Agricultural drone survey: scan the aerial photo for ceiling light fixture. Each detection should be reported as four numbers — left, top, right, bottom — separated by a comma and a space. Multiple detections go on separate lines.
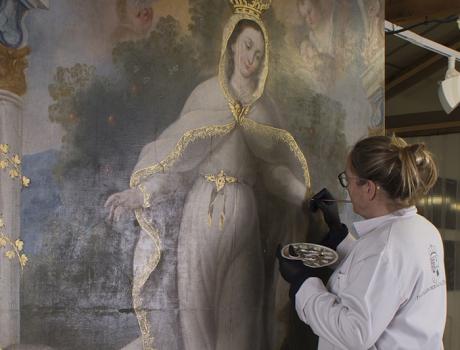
385, 21, 460, 114
438, 56, 460, 114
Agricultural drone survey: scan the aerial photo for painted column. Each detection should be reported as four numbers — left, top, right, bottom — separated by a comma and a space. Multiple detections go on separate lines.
0, 1, 48, 346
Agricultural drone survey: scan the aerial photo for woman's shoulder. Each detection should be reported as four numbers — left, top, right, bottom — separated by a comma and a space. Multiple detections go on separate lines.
389, 214, 440, 242
188, 76, 221, 98
385, 214, 443, 265
181, 76, 227, 114
249, 94, 286, 128
352, 214, 437, 261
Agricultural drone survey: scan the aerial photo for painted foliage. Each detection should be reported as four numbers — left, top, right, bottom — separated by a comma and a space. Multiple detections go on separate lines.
18, 0, 384, 349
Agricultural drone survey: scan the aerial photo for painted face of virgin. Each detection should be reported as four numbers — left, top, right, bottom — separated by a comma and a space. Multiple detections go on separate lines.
231, 26, 265, 79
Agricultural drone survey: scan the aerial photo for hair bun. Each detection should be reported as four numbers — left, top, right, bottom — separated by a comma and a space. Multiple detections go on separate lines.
351, 135, 438, 205
390, 135, 407, 148
400, 143, 427, 165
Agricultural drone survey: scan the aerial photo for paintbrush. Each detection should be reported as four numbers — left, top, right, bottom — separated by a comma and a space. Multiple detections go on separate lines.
310, 199, 352, 203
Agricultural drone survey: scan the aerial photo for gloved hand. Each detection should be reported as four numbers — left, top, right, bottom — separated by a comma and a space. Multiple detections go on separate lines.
310, 188, 341, 231
310, 188, 349, 250
276, 244, 323, 300
320, 224, 348, 251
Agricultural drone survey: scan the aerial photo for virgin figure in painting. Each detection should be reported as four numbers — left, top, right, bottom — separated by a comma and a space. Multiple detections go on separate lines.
106, 1, 311, 349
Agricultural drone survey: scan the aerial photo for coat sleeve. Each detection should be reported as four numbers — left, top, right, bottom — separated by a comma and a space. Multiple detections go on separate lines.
295, 252, 404, 350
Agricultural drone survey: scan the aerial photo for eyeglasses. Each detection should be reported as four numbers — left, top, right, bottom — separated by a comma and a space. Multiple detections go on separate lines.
338, 171, 364, 188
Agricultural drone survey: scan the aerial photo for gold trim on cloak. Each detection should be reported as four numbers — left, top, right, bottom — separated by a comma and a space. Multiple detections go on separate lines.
218, 13, 270, 109
129, 119, 311, 349
241, 117, 311, 190
130, 122, 235, 350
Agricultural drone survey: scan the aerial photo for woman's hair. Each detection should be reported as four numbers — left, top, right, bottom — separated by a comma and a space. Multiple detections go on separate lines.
350, 135, 438, 205
225, 19, 265, 79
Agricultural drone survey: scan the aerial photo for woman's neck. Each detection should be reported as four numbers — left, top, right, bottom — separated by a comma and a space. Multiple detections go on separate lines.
363, 196, 409, 219
230, 71, 257, 104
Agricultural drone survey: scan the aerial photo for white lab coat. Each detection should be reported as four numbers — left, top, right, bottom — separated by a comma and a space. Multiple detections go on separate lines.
295, 207, 446, 350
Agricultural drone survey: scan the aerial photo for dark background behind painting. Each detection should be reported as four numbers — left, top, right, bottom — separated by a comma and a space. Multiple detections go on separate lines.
20, 1, 382, 348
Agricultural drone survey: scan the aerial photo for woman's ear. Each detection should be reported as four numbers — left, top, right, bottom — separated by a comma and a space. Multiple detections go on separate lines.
367, 180, 378, 201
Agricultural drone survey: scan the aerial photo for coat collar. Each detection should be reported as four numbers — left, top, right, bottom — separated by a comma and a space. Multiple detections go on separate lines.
353, 206, 418, 238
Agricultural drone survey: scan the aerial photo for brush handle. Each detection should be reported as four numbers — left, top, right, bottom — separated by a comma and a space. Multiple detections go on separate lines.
313, 199, 352, 203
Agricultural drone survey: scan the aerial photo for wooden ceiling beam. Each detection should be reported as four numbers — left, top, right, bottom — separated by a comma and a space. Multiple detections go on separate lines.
386, 39, 460, 97
386, 52, 443, 92
386, 110, 460, 136
386, 0, 460, 25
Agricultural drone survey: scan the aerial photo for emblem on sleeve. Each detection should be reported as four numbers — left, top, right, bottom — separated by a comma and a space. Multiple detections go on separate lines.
429, 244, 440, 282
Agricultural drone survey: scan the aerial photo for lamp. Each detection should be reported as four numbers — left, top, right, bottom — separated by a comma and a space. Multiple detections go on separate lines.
438, 56, 460, 114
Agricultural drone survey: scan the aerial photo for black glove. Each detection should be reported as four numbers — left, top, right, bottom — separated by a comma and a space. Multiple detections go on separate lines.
310, 188, 342, 231
310, 188, 349, 250
321, 223, 348, 250
276, 244, 323, 300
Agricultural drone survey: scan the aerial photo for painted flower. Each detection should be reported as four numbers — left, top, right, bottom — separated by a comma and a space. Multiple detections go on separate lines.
0, 160, 7, 169
0, 236, 7, 248
22, 176, 30, 187
19, 254, 28, 267
5, 250, 15, 260
9, 169, 19, 178
15, 239, 24, 251
0, 143, 9, 154
11, 154, 21, 165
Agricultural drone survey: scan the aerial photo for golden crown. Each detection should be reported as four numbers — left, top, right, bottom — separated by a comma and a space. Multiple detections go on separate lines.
230, 0, 271, 19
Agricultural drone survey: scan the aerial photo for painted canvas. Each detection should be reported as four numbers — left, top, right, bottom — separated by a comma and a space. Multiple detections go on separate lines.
0, 0, 384, 349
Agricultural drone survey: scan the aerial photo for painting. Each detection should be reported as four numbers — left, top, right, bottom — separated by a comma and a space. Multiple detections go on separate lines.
0, 0, 384, 349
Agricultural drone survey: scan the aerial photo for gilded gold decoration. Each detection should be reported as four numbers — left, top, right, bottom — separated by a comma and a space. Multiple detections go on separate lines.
204, 170, 238, 192
130, 123, 236, 187
230, 0, 271, 20
129, 117, 311, 296
218, 13, 269, 109
0, 216, 28, 270
0, 44, 30, 96
204, 170, 239, 230
137, 308, 156, 350
0, 143, 31, 188
0, 143, 9, 153
130, 122, 235, 348
0, 144, 30, 269
130, 117, 310, 347
229, 101, 251, 124
138, 183, 152, 208
132, 219, 162, 350
128, 0, 312, 346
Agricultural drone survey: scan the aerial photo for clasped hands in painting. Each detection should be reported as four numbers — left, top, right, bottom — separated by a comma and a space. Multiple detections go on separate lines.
277, 188, 348, 300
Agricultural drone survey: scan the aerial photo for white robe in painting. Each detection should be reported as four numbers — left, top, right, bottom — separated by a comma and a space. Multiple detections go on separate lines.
128, 75, 310, 350
118, 10, 312, 350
